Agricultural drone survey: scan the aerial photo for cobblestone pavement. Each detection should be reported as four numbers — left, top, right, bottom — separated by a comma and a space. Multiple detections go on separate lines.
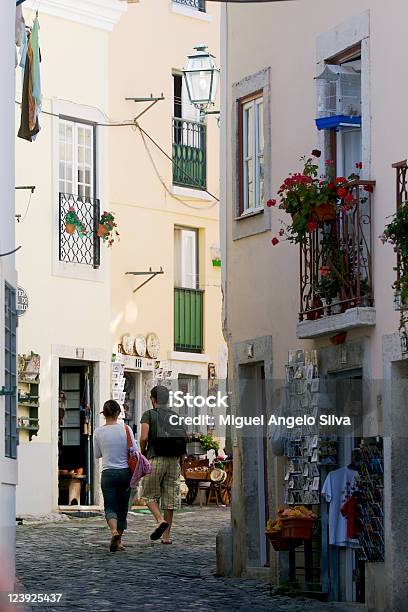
16, 507, 360, 612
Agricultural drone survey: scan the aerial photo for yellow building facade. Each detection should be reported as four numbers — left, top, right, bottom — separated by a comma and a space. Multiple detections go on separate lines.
15, 0, 223, 516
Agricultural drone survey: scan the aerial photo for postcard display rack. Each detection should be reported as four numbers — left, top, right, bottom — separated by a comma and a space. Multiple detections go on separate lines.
353, 438, 384, 562
111, 360, 126, 417
283, 350, 338, 506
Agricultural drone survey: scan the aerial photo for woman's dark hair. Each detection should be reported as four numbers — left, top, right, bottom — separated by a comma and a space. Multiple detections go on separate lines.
103, 399, 121, 418
150, 385, 169, 405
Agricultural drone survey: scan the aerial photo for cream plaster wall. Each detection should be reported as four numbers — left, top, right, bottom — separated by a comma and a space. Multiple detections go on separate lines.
15, 10, 113, 513
223, 0, 404, 382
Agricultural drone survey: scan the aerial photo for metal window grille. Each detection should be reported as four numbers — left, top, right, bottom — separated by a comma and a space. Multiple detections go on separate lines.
174, 287, 204, 352
173, 0, 205, 12
59, 193, 101, 268
4, 284, 17, 459
172, 118, 207, 190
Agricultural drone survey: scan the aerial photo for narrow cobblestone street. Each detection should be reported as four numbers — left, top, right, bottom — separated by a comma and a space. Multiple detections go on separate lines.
16, 507, 360, 612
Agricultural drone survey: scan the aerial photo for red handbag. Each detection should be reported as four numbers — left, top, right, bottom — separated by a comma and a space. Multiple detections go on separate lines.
125, 425, 138, 474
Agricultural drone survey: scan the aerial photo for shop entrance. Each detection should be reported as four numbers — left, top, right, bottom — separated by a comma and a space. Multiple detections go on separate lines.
323, 369, 365, 603
240, 362, 269, 568
58, 361, 94, 506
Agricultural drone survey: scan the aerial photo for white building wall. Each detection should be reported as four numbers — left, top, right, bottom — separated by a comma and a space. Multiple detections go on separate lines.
0, 2, 18, 591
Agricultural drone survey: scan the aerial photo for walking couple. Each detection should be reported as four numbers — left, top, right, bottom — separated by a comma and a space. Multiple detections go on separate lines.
93, 385, 185, 551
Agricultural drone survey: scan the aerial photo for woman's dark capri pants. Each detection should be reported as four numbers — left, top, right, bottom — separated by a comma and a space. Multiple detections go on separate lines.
100, 467, 132, 531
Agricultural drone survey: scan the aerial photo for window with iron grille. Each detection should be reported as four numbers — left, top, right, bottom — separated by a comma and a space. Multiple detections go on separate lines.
172, 73, 207, 190
58, 118, 100, 267
4, 284, 17, 459
173, 0, 206, 12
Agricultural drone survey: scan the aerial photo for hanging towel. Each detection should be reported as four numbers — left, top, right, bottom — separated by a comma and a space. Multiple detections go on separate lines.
18, 42, 40, 142
15, 6, 25, 67
18, 16, 42, 142
30, 16, 42, 113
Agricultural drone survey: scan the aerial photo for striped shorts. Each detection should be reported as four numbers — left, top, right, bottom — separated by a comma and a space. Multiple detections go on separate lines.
141, 456, 181, 510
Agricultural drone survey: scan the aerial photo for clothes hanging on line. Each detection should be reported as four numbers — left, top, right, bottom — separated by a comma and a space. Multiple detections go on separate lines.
321, 466, 359, 547
18, 15, 42, 142
15, 5, 25, 67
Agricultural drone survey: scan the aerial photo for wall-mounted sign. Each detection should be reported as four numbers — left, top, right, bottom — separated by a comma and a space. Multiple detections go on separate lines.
17, 286, 28, 316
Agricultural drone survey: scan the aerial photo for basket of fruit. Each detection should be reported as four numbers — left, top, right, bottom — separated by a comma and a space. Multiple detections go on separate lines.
279, 506, 316, 540
266, 506, 317, 549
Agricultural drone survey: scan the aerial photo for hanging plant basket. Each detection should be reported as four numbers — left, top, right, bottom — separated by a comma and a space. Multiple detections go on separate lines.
97, 211, 119, 247
310, 202, 336, 222
64, 207, 88, 238
97, 224, 110, 238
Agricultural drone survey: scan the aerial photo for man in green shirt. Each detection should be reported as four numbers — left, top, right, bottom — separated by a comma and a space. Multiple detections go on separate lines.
140, 385, 183, 544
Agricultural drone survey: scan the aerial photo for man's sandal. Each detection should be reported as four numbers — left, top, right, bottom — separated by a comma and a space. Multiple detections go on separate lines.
150, 521, 169, 541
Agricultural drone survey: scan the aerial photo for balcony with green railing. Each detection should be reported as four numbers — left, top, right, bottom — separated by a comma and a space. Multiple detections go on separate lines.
172, 117, 206, 190
174, 287, 204, 353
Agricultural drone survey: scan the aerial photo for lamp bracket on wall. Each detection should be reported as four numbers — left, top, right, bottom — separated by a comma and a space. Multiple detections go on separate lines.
125, 267, 164, 293
125, 95, 165, 122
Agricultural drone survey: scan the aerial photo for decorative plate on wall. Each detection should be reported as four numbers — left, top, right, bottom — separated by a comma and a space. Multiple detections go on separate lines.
146, 332, 160, 359
122, 334, 134, 355
134, 334, 147, 357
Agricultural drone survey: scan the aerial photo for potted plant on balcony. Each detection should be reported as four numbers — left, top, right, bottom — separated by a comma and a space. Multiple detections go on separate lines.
380, 201, 408, 310
64, 207, 87, 238
97, 211, 119, 246
269, 152, 360, 246
315, 265, 342, 308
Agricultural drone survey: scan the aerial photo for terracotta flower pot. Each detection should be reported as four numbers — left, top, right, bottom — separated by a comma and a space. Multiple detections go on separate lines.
65, 223, 76, 235
97, 224, 110, 238
311, 202, 336, 222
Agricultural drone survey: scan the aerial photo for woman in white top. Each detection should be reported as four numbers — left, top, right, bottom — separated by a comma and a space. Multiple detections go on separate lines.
94, 399, 138, 552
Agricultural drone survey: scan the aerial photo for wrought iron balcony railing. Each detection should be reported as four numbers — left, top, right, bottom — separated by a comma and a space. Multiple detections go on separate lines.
174, 287, 204, 353
173, 0, 206, 12
299, 180, 375, 321
59, 193, 101, 269
172, 117, 206, 190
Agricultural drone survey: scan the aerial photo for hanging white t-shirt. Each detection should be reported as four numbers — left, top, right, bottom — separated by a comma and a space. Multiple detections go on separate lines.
321, 467, 358, 547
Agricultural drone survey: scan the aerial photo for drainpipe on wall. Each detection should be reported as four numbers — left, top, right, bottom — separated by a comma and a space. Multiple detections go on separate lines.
219, 1, 232, 455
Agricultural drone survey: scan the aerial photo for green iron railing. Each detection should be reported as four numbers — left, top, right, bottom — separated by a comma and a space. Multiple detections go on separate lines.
172, 117, 206, 190
174, 287, 204, 353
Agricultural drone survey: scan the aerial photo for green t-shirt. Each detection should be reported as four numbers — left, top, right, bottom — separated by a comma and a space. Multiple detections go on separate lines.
141, 408, 158, 459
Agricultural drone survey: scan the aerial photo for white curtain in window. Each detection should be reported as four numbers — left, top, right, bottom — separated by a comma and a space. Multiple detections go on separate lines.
174, 228, 197, 288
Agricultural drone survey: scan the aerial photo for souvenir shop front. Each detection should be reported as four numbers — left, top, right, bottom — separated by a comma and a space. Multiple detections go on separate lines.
111, 352, 156, 436
268, 348, 384, 604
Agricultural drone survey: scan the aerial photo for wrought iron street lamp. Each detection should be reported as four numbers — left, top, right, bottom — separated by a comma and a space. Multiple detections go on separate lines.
183, 45, 219, 114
